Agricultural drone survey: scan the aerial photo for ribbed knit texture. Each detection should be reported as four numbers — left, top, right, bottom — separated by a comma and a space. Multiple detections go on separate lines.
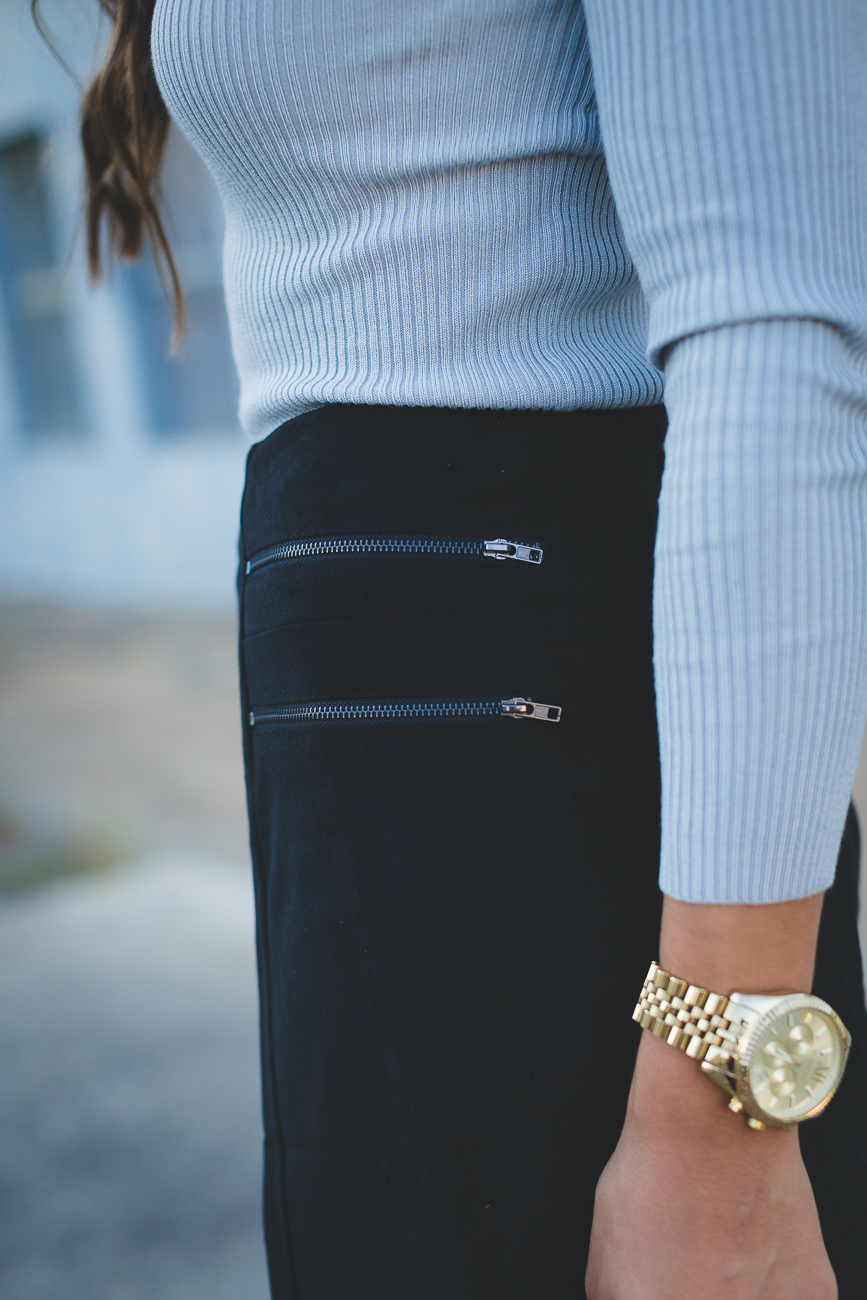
656, 322, 867, 901
583, 0, 867, 900
151, 0, 663, 439
152, 0, 867, 902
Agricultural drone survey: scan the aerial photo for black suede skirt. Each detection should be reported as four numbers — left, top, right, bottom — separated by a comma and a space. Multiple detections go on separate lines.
238, 404, 867, 1300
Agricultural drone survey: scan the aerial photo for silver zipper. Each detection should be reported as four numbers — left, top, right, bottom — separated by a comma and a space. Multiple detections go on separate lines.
499, 697, 561, 721
249, 696, 561, 728
483, 539, 543, 564
245, 534, 543, 575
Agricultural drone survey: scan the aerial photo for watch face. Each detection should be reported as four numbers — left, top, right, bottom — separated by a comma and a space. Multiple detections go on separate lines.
743, 998, 848, 1123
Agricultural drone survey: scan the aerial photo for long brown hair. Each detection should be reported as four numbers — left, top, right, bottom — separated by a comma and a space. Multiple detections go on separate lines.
33, 0, 184, 337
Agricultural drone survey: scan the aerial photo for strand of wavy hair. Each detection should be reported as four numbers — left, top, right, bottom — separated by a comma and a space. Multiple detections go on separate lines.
33, 0, 185, 344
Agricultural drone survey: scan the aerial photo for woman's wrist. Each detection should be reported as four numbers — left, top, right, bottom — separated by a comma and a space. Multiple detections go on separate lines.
659, 892, 824, 996
629, 1028, 796, 1141
627, 891, 827, 1135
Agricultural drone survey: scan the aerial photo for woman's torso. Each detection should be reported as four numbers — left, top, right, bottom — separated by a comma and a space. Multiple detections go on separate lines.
151, 0, 662, 439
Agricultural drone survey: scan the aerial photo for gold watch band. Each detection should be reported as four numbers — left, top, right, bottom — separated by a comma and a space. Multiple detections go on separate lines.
633, 961, 746, 1060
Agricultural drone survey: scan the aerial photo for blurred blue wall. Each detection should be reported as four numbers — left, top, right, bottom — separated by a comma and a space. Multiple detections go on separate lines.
0, 1, 248, 611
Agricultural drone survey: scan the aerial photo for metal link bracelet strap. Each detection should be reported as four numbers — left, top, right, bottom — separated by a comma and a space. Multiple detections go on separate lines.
633, 961, 748, 1061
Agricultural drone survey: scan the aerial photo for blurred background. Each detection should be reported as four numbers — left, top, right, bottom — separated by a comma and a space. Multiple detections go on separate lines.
0, 4, 267, 1298
0, 5, 865, 1300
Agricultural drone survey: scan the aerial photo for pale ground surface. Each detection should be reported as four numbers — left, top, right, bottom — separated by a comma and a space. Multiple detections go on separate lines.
0, 603, 267, 1300
0, 856, 268, 1300
0, 601, 865, 1300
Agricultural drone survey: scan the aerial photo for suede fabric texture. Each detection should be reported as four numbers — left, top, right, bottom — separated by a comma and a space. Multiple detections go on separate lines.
238, 404, 867, 1300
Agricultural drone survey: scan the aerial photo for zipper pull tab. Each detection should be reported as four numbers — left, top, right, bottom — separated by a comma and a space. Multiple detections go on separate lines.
484, 539, 543, 564
500, 697, 561, 722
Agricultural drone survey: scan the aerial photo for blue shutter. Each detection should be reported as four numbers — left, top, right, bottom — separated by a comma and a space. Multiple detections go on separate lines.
0, 135, 85, 437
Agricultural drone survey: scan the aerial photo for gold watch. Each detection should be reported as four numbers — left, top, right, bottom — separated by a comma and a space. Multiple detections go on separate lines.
634, 962, 851, 1130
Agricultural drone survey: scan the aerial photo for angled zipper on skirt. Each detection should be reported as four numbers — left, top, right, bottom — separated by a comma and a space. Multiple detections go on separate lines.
245, 535, 543, 576
249, 696, 561, 729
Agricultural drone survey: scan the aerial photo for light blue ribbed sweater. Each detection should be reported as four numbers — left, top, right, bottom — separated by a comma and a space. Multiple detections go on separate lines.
152, 0, 867, 904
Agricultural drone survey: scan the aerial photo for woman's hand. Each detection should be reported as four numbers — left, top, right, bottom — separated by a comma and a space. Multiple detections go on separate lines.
586, 892, 836, 1299
585, 1033, 836, 1299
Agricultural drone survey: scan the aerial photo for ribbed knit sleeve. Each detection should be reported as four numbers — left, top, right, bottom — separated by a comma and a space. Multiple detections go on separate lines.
584, 0, 867, 901
657, 322, 867, 902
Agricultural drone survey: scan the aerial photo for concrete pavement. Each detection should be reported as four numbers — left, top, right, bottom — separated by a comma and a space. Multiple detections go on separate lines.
0, 854, 269, 1300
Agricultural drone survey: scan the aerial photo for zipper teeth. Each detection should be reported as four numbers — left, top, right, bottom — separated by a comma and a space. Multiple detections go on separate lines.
250, 696, 562, 727
250, 697, 503, 726
248, 536, 483, 572
245, 535, 543, 573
